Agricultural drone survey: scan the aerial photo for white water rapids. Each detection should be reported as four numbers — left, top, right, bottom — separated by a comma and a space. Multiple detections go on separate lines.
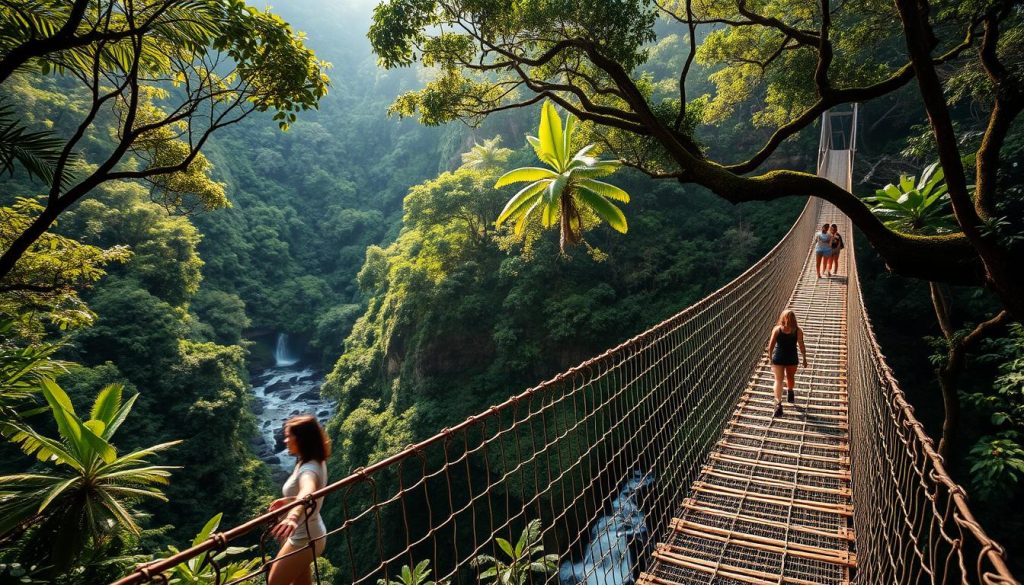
250, 336, 334, 473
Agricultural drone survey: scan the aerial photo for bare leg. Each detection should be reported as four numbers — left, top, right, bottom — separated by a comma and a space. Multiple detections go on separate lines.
268, 539, 324, 585
815, 253, 823, 278
786, 366, 797, 401
772, 365, 785, 403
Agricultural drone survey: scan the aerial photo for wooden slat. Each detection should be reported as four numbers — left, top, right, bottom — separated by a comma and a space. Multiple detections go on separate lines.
670, 520, 858, 566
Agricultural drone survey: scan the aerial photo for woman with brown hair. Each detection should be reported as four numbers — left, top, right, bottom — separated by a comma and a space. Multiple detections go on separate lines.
267, 415, 330, 585
767, 309, 808, 416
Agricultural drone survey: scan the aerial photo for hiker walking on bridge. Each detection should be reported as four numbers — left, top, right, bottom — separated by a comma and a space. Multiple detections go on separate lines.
267, 415, 331, 585
828, 223, 844, 276
768, 309, 807, 416
814, 223, 832, 278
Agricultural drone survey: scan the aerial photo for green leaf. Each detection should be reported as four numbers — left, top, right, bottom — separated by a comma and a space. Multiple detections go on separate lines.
563, 113, 576, 161
494, 167, 558, 188
514, 200, 541, 236
578, 179, 630, 203
193, 513, 223, 547
90, 384, 123, 426
538, 101, 565, 167
38, 477, 81, 513
578, 188, 628, 233
918, 162, 942, 191
102, 392, 138, 440
496, 537, 515, 559
496, 181, 547, 227
899, 174, 916, 193
882, 184, 903, 200
526, 136, 558, 168
541, 179, 563, 228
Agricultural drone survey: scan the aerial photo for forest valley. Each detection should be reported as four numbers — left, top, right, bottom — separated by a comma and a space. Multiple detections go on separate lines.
0, 0, 1022, 582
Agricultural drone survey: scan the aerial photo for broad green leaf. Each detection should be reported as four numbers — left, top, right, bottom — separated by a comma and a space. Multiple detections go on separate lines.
496, 537, 516, 559
918, 162, 942, 190
526, 136, 557, 168
541, 176, 566, 228
496, 181, 547, 227
494, 167, 558, 188
905, 190, 924, 209
90, 384, 123, 426
563, 113, 576, 161
899, 174, 915, 193
514, 200, 541, 236
193, 513, 223, 547
538, 101, 565, 166
569, 161, 620, 178
578, 188, 628, 233
40, 379, 84, 456
102, 392, 139, 440
579, 179, 630, 202
882, 184, 903, 200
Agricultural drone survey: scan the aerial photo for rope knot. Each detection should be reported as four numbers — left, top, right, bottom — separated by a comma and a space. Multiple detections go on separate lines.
211, 532, 228, 551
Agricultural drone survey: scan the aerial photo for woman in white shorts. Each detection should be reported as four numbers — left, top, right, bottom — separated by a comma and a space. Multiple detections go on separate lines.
268, 415, 330, 585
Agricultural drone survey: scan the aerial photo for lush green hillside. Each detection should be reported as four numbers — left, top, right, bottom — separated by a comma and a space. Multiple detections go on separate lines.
1, 0, 1022, 582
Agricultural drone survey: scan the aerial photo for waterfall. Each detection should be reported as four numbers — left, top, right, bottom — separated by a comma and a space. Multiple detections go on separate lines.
274, 333, 299, 367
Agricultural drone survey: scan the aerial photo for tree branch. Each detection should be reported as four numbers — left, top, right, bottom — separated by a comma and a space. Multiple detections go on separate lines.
725, 27, 976, 174
974, 6, 1023, 218
673, 0, 698, 130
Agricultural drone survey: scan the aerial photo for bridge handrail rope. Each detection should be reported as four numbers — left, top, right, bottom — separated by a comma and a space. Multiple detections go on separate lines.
846, 234, 1016, 584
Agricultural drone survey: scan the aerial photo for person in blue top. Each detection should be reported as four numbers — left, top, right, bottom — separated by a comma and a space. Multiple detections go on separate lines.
768, 309, 808, 416
814, 223, 832, 278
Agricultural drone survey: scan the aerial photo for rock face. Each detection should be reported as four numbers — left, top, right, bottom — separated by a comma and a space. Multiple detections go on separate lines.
250, 365, 335, 471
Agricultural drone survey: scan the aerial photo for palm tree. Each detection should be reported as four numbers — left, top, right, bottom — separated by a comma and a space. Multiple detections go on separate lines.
0, 381, 180, 571
460, 136, 512, 170
494, 100, 630, 253
470, 519, 558, 585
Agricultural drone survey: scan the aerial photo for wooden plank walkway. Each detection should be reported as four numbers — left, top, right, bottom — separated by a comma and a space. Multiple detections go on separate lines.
639, 204, 856, 585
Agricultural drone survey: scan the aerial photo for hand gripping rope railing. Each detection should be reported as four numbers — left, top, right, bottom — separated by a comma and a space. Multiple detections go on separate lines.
111, 188, 1016, 585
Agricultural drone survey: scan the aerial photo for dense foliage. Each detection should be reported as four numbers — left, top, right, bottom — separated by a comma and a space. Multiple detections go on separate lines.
0, 0, 1022, 581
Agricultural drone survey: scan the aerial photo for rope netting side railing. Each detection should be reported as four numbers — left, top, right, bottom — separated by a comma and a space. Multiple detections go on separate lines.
845, 232, 1018, 584
112, 198, 821, 585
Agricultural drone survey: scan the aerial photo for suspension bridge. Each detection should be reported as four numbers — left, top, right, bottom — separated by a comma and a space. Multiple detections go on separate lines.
113, 109, 1017, 585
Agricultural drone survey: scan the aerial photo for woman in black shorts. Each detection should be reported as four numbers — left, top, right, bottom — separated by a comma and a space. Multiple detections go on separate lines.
767, 309, 808, 416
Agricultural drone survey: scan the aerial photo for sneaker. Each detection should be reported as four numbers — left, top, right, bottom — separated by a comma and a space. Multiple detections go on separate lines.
787, 389, 794, 403
774, 402, 783, 417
